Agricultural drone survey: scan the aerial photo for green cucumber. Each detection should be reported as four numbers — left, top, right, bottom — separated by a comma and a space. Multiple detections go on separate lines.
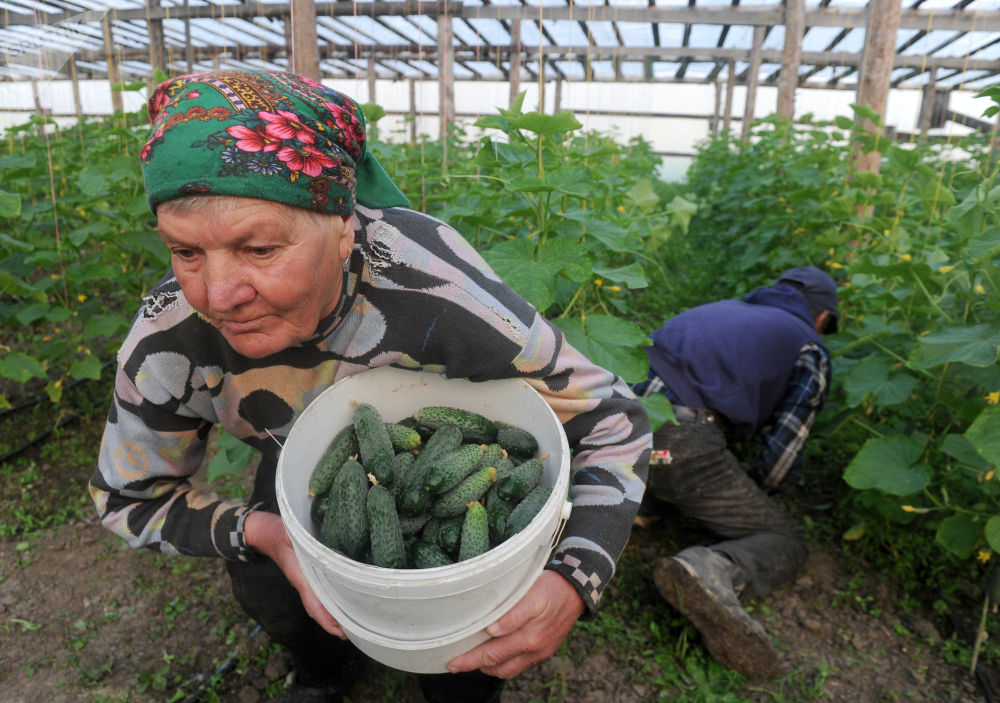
385, 422, 423, 452
423, 444, 484, 494
397, 416, 436, 441
411, 424, 464, 473
311, 487, 331, 527
398, 511, 431, 537
333, 459, 370, 560
496, 457, 545, 502
475, 443, 506, 472
390, 451, 415, 507
486, 485, 514, 545
437, 515, 464, 555
458, 502, 490, 561
308, 425, 358, 496
414, 406, 498, 444
493, 455, 516, 480
495, 421, 539, 460
431, 467, 498, 518
505, 484, 553, 540
411, 539, 454, 568
353, 402, 394, 486
367, 484, 405, 568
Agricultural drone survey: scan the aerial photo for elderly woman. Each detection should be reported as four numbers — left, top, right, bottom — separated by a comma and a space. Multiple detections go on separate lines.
90, 69, 650, 703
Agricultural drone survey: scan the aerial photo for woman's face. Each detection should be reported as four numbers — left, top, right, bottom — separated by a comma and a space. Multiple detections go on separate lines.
157, 197, 354, 358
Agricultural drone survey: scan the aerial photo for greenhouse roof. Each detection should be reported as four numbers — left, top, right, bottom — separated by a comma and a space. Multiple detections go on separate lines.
2, 0, 1000, 92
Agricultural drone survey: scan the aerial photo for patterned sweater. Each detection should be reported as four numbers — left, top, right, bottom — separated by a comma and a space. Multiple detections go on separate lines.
89, 205, 651, 612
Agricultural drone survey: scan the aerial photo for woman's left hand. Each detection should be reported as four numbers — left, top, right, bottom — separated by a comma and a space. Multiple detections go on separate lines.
446, 570, 585, 679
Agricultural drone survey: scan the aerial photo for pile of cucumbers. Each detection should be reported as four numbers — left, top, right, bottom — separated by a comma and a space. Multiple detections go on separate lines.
306, 402, 554, 569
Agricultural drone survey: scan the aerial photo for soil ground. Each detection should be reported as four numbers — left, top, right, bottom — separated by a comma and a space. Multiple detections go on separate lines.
0, 409, 994, 702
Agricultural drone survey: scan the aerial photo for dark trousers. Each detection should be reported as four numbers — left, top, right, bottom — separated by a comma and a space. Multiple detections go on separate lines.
225, 455, 503, 702
648, 420, 808, 600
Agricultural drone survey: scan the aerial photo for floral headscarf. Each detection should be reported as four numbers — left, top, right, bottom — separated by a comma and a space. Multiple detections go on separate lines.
140, 69, 409, 215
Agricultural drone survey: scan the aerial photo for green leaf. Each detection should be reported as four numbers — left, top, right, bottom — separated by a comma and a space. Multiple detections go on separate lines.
666, 194, 697, 233
0, 188, 22, 218
638, 393, 676, 432
840, 356, 918, 407
207, 429, 256, 482
909, 323, 1000, 369
985, 516, 1000, 553
15, 302, 49, 326
834, 115, 855, 131
511, 111, 582, 137
69, 354, 103, 381
0, 232, 33, 251
593, 262, 648, 289
84, 314, 125, 338
0, 352, 47, 383
939, 433, 992, 471
553, 316, 650, 382
966, 407, 1000, 467
968, 228, 1000, 262
935, 514, 979, 559
538, 239, 591, 283
843, 436, 930, 496
361, 102, 387, 124
481, 238, 557, 313
76, 166, 109, 197
625, 179, 660, 210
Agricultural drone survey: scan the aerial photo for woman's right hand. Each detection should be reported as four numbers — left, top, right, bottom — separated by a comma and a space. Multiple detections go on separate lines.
243, 510, 346, 639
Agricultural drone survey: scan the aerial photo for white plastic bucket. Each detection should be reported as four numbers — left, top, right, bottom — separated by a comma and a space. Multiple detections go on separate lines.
275, 366, 572, 673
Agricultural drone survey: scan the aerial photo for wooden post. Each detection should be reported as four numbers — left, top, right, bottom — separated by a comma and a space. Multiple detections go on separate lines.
290, 0, 320, 80
854, 0, 902, 174
101, 12, 124, 114
554, 78, 562, 113
777, 0, 804, 121
919, 67, 937, 136
367, 56, 377, 104
723, 58, 735, 132
741, 25, 765, 141
409, 77, 417, 145
184, 0, 194, 72
69, 58, 83, 120
509, 20, 521, 105
148, 17, 166, 79
712, 77, 722, 134
437, 5, 455, 140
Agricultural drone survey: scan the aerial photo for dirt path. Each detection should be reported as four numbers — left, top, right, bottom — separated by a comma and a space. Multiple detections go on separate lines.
0, 510, 987, 703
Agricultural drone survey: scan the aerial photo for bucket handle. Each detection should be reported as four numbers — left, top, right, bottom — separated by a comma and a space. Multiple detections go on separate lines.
547, 500, 573, 552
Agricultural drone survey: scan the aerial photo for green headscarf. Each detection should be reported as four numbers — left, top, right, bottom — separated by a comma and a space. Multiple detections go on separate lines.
140, 69, 409, 215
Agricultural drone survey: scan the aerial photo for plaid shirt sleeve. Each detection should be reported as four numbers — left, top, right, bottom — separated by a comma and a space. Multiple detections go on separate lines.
751, 343, 831, 491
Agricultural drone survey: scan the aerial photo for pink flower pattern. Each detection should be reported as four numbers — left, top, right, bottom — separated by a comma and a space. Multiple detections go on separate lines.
277, 145, 336, 177
227, 125, 282, 153
259, 110, 315, 144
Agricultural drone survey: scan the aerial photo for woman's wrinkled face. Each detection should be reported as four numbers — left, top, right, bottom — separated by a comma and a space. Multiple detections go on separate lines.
157, 197, 354, 359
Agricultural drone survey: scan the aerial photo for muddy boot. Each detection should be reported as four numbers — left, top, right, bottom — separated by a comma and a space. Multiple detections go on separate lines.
654, 546, 780, 679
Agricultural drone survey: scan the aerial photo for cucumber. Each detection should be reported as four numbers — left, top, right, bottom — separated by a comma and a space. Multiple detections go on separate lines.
367, 484, 406, 568
390, 451, 415, 507
385, 422, 423, 452
311, 487, 331, 527
353, 402, 394, 486
399, 483, 432, 517
411, 424, 464, 473
495, 421, 539, 460
423, 444, 485, 494
496, 457, 545, 502
486, 485, 514, 545
414, 406, 498, 444
437, 515, 464, 555
492, 455, 516, 480
333, 458, 370, 560
411, 539, 454, 568
475, 443, 506, 472
420, 516, 443, 545
398, 511, 431, 537
505, 484, 553, 540
431, 467, 498, 518
397, 416, 436, 441
458, 502, 490, 561
308, 425, 358, 496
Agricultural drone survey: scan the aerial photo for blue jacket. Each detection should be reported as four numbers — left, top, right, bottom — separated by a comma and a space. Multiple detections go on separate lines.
645, 284, 824, 441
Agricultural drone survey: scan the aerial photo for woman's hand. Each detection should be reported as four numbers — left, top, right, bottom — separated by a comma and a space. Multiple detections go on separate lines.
243, 510, 346, 639
446, 570, 585, 679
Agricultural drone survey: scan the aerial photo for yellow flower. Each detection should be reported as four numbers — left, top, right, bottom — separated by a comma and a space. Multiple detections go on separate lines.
987, 391, 1000, 405
986, 470, 995, 482
830, 262, 844, 270
50, 274, 59, 279
900, 254, 912, 261
77, 294, 87, 303
594, 279, 603, 287
938, 265, 955, 274
608, 285, 622, 292
829, 248, 835, 256
976, 284, 986, 294
883, 229, 891, 236
978, 550, 992, 564
616, 205, 625, 213
901, 505, 916, 513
